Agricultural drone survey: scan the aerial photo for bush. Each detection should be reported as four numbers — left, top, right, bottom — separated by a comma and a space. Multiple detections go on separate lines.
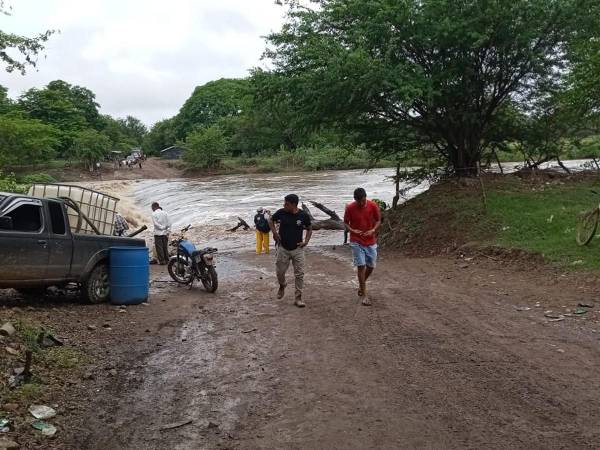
0, 171, 26, 193
183, 125, 228, 169
20, 173, 56, 184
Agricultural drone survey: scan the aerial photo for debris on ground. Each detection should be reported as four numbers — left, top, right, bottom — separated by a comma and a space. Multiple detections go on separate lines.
37, 332, 64, 348
574, 308, 588, 315
242, 328, 257, 334
0, 419, 10, 433
0, 437, 19, 448
544, 312, 563, 319
0, 323, 16, 337
578, 302, 594, 308
29, 405, 57, 420
4, 347, 19, 356
516, 306, 531, 311
159, 419, 193, 431
31, 420, 57, 436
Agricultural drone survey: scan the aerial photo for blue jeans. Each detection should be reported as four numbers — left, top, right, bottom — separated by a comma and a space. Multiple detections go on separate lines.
351, 242, 378, 268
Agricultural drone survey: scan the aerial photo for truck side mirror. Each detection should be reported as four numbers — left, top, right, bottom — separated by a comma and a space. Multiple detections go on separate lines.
0, 216, 13, 230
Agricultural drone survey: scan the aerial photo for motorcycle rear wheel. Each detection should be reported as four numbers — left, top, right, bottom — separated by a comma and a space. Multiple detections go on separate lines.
168, 257, 194, 284
201, 266, 218, 293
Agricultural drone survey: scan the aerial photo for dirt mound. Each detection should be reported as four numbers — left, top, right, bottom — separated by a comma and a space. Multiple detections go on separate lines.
380, 178, 494, 256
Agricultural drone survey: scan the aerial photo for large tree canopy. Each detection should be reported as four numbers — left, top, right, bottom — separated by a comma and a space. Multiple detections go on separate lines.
174, 78, 251, 139
266, 0, 598, 175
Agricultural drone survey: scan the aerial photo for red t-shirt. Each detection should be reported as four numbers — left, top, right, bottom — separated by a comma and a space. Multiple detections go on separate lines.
344, 200, 381, 246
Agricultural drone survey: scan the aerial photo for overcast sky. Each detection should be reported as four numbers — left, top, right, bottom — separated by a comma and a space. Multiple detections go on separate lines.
0, 0, 286, 126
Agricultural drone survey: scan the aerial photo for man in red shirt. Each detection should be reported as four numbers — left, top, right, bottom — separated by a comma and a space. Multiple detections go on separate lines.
344, 188, 381, 306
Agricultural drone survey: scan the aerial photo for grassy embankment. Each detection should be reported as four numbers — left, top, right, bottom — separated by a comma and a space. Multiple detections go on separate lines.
381, 173, 600, 271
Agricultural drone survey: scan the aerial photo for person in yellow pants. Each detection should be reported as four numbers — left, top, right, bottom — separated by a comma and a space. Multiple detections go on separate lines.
254, 207, 271, 254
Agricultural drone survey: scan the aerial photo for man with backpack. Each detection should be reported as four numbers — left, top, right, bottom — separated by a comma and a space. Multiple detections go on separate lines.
254, 207, 271, 254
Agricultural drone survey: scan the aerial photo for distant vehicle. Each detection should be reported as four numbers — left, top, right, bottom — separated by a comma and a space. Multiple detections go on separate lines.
0, 188, 146, 303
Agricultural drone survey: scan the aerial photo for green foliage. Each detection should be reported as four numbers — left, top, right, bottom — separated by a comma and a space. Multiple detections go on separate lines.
18, 80, 102, 153
0, 115, 59, 165
0, 171, 25, 193
372, 199, 388, 211
0, 3, 54, 74
266, 0, 594, 176
117, 115, 147, 145
0, 84, 11, 114
488, 183, 600, 270
69, 129, 111, 170
183, 125, 228, 169
20, 172, 56, 184
175, 78, 251, 140
143, 117, 176, 155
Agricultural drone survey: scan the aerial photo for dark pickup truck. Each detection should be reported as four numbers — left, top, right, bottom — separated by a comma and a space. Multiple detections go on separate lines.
0, 192, 145, 303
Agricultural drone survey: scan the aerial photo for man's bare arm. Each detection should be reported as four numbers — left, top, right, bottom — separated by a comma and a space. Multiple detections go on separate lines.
268, 216, 280, 242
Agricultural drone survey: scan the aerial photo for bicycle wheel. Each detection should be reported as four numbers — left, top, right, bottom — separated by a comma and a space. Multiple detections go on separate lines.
576, 208, 600, 246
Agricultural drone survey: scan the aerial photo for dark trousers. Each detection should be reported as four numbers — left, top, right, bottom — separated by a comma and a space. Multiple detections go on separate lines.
154, 235, 169, 264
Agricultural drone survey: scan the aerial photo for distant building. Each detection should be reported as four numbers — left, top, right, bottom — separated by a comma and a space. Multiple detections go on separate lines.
160, 145, 185, 160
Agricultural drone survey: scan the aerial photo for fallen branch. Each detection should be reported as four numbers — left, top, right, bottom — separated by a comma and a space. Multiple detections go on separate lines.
228, 217, 251, 232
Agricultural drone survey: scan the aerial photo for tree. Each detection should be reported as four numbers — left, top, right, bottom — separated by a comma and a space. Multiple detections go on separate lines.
69, 129, 111, 170
0, 115, 59, 166
18, 80, 101, 153
117, 115, 147, 145
0, 84, 11, 114
174, 78, 251, 139
182, 125, 228, 169
143, 117, 177, 155
266, 0, 593, 176
0, 1, 54, 74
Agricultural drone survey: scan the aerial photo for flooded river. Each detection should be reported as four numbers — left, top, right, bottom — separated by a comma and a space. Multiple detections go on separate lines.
133, 168, 428, 249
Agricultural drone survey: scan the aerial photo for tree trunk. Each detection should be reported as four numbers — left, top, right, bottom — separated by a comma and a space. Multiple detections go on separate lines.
448, 143, 480, 177
392, 162, 401, 208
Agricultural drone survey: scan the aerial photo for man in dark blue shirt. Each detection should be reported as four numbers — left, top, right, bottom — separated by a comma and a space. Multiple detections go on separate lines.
268, 194, 312, 307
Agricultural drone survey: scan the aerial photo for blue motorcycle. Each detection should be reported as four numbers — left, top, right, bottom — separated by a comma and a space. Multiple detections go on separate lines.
167, 225, 218, 292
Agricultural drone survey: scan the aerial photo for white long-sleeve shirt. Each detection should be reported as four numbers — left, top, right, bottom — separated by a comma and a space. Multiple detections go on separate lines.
152, 209, 171, 236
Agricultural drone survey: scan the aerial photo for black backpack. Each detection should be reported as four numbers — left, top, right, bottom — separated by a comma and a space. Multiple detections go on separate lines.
255, 214, 270, 233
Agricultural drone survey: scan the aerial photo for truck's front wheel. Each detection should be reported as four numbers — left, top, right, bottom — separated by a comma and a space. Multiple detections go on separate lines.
82, 263, 110, 303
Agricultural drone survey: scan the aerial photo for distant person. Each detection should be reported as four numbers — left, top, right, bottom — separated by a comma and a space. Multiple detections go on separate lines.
269, 194, 312, 308
113, 213, 129, 237
254, 207, 271, 254
151, 202, 171, 265
344, 188, 381, 306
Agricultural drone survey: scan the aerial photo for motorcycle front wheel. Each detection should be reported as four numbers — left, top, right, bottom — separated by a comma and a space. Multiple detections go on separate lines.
167, 257, 194, 284
201, 266, 218, 293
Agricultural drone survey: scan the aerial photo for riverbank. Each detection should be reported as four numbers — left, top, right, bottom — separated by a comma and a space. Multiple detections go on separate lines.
380, 171, 600, 270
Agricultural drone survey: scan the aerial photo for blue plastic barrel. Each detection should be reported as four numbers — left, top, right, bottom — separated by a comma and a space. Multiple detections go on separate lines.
109, 247, 149, 305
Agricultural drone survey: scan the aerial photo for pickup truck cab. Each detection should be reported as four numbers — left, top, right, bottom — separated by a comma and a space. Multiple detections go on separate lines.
0, 192, 145, 303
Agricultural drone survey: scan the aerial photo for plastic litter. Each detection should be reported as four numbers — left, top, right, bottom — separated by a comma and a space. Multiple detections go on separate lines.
31, 420, 57, 436
0, 418, 9, 433
29, 405, 56, 420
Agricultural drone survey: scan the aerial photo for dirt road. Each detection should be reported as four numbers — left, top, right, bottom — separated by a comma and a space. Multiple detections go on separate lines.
51, 247, 599, 450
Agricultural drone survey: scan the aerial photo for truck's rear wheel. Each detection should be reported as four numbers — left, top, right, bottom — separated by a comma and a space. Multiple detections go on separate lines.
82, 263, 110, 303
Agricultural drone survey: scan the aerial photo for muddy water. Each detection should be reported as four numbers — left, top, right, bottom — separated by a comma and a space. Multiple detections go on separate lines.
133, 169, 428, 249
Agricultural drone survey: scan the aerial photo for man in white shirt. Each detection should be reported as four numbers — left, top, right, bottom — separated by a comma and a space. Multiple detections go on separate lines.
151, 202, 171, 265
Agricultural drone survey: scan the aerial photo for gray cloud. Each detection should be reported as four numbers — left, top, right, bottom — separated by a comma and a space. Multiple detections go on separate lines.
0, 0, 285, 126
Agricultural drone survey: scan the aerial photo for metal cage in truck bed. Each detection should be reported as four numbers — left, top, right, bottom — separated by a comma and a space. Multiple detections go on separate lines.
28, 183, 119, 236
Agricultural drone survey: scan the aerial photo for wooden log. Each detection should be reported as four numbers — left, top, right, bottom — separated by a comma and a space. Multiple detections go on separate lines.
228, 217, 251, 232
302, 202, 346, 231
